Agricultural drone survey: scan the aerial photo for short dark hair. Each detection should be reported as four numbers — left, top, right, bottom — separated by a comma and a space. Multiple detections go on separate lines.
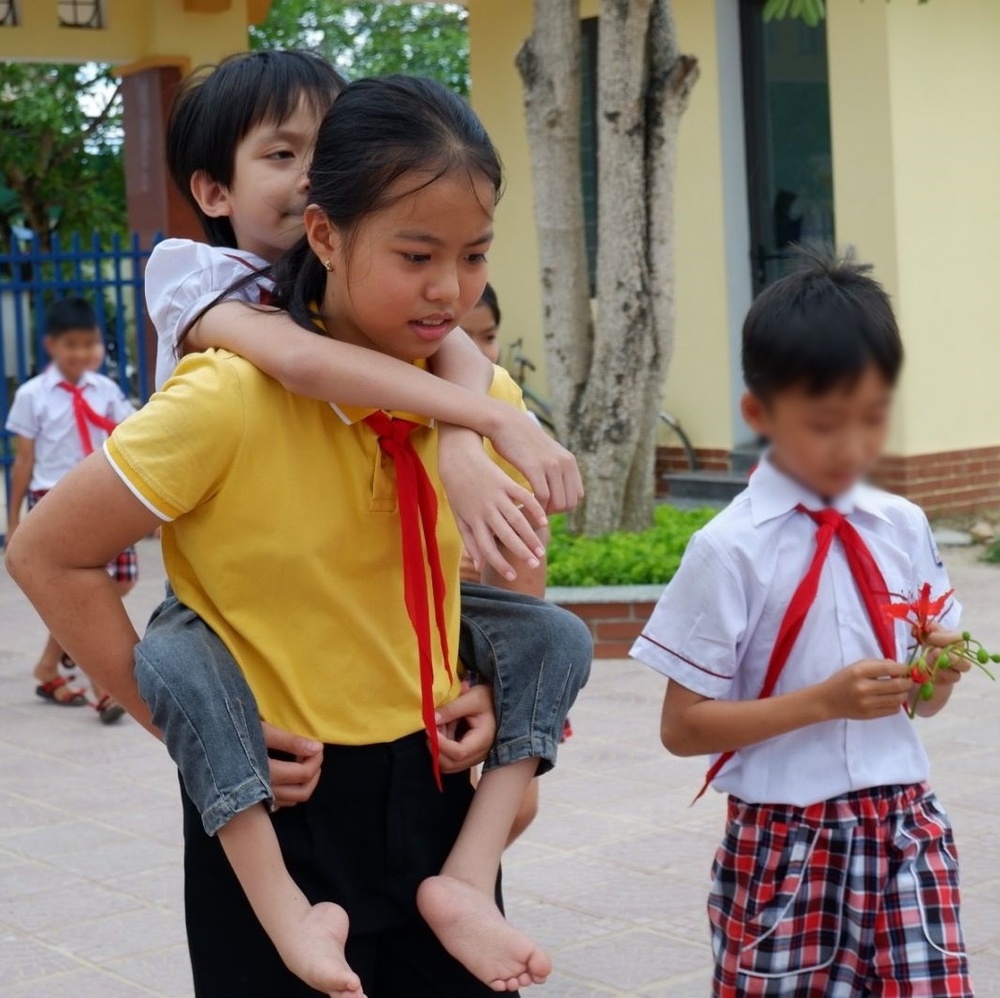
269, 76, 503, 334
44, 297, 99, 338
478, 283, 501, 327
742, 247, 903, 398
167, 50, 347, 247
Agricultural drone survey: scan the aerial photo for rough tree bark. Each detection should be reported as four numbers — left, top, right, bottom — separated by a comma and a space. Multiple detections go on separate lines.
518, 0, 699, 536
514, 0, 593, 443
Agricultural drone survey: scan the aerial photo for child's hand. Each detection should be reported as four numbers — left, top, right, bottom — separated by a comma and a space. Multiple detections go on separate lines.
439, 426, 549, 582
435, 683, 497, 773
483, 402, 583, 513
817, 658, 912, 721
263, 722, 324, 808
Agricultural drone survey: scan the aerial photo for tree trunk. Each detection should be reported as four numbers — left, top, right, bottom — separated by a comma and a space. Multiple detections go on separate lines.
621, 0, 699, 530
515, 0, 592, 444
519, 0, 698, 536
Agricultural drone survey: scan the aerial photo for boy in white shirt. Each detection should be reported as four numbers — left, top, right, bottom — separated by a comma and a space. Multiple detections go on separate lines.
632, 251, 972, 997
6, 297, 135, 723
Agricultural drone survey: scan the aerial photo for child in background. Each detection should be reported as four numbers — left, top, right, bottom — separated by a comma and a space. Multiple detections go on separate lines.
5, 298, 135, 724
461, 283, 573, 844
631, 251, 972, 997
137, 55, 592, 993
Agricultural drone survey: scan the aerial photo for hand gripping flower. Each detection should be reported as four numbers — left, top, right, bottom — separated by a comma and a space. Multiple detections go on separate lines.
884, 583, 999, 717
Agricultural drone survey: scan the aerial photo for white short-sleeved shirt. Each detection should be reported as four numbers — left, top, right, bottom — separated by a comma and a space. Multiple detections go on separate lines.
145, 238, 272, 392
5, 365, 136, 491
630, 458, 959, 807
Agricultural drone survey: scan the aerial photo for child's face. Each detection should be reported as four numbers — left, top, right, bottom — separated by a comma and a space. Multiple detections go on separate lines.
45, 328, 102, 384
742, 364, 894, 499
206, 98, 323, 263
462, 303, 500, 365
314, 170, 494, 364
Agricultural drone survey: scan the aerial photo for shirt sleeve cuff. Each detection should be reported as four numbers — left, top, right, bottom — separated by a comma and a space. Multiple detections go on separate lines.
630, 632, 734, 699
102, 440, 176, 521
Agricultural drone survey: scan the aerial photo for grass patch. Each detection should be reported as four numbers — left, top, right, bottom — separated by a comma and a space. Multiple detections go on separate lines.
546, 504, 717, 587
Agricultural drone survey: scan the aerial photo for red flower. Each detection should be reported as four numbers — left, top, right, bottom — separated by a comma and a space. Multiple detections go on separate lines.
884, 583, 955, 642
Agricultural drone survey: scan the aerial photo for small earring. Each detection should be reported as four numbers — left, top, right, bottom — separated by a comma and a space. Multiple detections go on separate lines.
323, 259, 333, 272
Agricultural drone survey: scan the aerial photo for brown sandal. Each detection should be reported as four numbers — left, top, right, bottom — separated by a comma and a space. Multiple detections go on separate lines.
35, 676, 89, 707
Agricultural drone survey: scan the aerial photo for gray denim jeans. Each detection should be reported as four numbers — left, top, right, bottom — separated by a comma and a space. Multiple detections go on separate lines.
135, 583, 592, 836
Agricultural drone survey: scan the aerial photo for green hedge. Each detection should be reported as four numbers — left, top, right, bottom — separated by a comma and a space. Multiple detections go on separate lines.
546, 505, 717, 587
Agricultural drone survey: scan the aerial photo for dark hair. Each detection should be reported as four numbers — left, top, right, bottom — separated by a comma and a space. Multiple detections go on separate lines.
44, 297, 99, 338
742, 247, 903, 398
269, 75, 503, 332
477, 283, 501, 327
167, 50, 347, 247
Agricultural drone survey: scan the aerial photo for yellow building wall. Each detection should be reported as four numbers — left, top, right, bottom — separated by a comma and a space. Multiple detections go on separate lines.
828, 0, 1000, 457
886, 0, 1000, 455
466, 0, 735, 452
0, 0, 258, 71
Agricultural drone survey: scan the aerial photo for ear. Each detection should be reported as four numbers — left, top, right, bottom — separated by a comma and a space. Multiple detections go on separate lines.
303, 203, 342, 272
741, 391, 769, 437
189, 170, 232, 219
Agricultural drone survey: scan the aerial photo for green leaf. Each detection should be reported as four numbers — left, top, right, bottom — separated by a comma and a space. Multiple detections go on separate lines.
249, 1, 470, 95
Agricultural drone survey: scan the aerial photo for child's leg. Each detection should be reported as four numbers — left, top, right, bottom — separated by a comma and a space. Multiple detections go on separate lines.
135, 594, 363, 997
507, 779, 540, 846
872, 789, 972, 997
418, 584, 592, 991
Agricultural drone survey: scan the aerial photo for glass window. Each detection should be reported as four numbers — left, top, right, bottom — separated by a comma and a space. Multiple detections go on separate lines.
58, 0, 103, 29
740, 0, 834, 294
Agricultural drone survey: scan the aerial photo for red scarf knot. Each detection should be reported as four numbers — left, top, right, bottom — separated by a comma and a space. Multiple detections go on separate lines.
363, 411, 452, 790
694, 503, 896, 803
58, 380, 118, 456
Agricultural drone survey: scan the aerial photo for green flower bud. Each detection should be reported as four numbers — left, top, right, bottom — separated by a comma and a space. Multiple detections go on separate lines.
920, 682, 936, 701
963, 631, 972, 641
978, 648, 990, 665
937, 654, 951, 670
991, 654, 1000, 664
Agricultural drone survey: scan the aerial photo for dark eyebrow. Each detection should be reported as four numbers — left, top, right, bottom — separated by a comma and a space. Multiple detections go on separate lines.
395, 230, 494, 249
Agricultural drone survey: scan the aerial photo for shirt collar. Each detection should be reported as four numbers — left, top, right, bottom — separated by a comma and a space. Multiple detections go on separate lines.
748, 452, 891, 526
42, 364, 100, 391
330, 402, 433, 428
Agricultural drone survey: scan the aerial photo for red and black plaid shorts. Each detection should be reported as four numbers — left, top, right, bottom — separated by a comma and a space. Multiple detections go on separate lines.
708, 783, 972, 997
28, 490, 138, 584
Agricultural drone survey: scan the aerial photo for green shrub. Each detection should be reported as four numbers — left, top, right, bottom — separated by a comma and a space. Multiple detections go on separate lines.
546, 505, 717, 587
984, 537, 1000, 564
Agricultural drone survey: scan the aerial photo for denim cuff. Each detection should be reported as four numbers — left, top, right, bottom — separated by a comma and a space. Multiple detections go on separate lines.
483, 733, 558, 777
200, 776, 273, 837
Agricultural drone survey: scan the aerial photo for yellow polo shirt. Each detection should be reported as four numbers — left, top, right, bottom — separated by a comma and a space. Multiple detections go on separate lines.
106, 349, 525, 746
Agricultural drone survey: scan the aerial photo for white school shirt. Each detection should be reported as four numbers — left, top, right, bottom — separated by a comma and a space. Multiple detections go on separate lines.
145, 238, 272, 392
5, 365, 136, 491
630, 458, 960, 807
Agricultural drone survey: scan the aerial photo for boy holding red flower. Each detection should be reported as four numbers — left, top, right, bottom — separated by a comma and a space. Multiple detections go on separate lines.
632, 251, 974, 996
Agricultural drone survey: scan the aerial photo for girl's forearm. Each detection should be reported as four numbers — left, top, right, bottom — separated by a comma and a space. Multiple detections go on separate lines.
10, 558, 155, 734
662, 685, 829, 757
192, 304, 503, 434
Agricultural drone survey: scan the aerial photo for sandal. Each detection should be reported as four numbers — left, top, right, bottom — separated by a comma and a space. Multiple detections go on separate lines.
95, 695, 125, 725
36, 676, 89, 707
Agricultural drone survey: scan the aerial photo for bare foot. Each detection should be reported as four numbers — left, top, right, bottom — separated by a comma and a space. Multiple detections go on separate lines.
418, 875, 551, 991
273, 902, 366, 998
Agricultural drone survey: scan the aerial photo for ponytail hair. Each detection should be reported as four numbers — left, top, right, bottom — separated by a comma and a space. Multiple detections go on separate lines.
269, 75, 503, 332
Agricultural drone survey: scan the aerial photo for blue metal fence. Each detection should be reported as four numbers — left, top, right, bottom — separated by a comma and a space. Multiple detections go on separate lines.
1, 231, 160, 529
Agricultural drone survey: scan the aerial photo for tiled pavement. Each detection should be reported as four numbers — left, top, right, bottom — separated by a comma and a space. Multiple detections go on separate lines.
2, 541, 1000, 996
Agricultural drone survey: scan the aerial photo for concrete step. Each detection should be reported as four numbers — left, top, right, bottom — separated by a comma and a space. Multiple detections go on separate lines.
663, 469, 748, 503
729, 442, 766, 475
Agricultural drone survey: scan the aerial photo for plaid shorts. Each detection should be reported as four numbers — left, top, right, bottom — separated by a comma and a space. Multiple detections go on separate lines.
28, 490, 138, 584
709, 783, 972, 997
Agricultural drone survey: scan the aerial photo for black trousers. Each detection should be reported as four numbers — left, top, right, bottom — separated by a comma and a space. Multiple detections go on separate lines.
181, 731, 512, 997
